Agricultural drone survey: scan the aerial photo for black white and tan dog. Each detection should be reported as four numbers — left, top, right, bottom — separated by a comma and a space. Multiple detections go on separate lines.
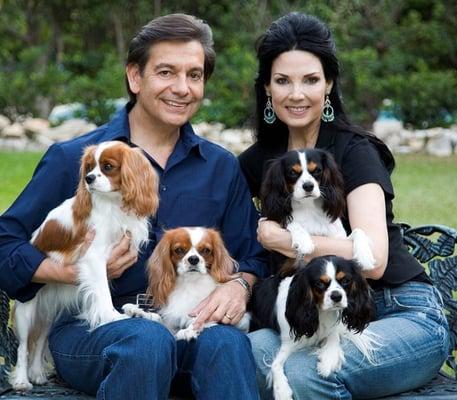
260, 148, 375, 270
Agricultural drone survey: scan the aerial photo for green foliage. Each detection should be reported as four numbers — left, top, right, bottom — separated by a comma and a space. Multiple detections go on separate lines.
0, 0, 455, 128
195, 43, 257, 127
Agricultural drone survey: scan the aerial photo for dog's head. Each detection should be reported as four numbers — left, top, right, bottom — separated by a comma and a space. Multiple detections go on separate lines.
75, 141, 159, 218
260, 148, 345, 225
286, 255, 374, 339
147, 227, 237, 306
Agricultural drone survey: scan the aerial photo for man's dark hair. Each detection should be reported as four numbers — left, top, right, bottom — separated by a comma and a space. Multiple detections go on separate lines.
125, 13, 216, 102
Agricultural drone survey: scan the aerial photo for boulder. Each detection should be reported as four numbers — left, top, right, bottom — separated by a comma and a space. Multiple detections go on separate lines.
0, 115, 10, 131
1, 123, 25, 138
22, 118, 50, 139
425, 129, 456, 157
41, 119, 97, 142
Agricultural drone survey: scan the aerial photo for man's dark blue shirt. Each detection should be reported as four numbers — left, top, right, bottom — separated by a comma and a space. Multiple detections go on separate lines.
0, 106, 268, 302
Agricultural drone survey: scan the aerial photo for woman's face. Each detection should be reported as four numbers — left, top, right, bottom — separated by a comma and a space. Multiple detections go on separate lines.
265, 50, 332, 133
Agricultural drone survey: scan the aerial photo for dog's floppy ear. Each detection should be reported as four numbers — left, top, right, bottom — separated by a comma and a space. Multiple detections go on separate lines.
147, 231, 176, 307
207, 229, 237, 283
121, 147, 159, 218
73, 145, 96, 223
260, 158, 292, 226
285, 269, 319, 339
320, 150, 345, 222
342, 261, 374, 332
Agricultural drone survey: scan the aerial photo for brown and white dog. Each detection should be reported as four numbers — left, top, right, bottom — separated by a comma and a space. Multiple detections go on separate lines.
123, 227, 250, 340
10, 141, 159, 391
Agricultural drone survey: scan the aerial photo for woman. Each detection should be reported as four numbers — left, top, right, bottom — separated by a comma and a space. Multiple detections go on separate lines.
239, 12, 450, 399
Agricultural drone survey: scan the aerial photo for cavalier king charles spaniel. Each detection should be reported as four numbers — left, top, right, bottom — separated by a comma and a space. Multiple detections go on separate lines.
123, 227, 250, 340
260, 148, 375, 271
250, 255, 378, 400
11, 141, 159, 391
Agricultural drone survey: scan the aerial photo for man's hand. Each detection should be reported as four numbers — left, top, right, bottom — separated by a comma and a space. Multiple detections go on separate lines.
106, 232, 138, 279
190, 280, 249, 330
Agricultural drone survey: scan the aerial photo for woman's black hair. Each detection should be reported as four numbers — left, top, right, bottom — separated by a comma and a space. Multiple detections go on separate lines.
254, 12, 394, 172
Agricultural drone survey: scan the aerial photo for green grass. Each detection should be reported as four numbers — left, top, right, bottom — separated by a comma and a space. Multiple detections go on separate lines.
0, 151, 44, 213
0, 151, 456, 230
392, 154, 457, 228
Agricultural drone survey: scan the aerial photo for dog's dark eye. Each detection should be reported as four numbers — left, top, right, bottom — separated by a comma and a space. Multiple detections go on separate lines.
314, 281, 327, 291
339, 277, 350, 287
312, 167, 322, 175
287, 169, 300, 179
103, 163, 113, 172
174, 247, 185, 256
201, 247, 212, 256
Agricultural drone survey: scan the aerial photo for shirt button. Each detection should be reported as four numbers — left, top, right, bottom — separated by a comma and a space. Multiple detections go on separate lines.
161, 186, 167, 191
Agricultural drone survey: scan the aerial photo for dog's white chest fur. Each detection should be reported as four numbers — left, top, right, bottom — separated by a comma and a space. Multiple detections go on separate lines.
291, 199, 346, 238
160, 273, 217, 331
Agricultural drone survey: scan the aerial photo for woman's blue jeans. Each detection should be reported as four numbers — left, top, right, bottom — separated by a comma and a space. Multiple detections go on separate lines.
249, 281, 450, 399
48, 317, 259, 400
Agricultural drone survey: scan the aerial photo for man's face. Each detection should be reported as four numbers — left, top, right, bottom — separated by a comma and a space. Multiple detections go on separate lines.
127, 40, 205, 131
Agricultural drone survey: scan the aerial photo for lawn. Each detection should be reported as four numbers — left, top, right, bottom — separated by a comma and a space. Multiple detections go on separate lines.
0, 151, 456, 229
391, 154, 457, 228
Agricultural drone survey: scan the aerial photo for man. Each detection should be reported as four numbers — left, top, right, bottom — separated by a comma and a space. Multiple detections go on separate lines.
0, 14, 266, 399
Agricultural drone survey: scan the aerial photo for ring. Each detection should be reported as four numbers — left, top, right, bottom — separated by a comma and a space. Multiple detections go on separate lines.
225, 313, 233, 320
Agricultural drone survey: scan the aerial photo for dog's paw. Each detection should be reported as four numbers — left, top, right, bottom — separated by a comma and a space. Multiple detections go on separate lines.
28, 368, 48, 386
350, 228, 375, 270
122, 303, 161, 322
292, 236, 315, 255
122, 303, 141, 317
316, 349, 344, 377
272, 381, 293, 400
287, 224, 314, 256
9, 374, 33, 392
87, 310, 127, 329
176, 327, 199, 341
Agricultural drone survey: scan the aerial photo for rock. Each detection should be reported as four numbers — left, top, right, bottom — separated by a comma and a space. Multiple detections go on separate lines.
22, 118, 50, 139
425, 129, 455, 157
0, 137, 47, 151
0, 115, 10, 131
373, 118, 403, 142
407, 137, 425, 153
1, 123, 25, 138
41, 119, 97, 142
193, 121, 225, 137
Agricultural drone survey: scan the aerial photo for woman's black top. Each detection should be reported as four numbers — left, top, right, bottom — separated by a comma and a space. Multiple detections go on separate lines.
238, 126, 429, 288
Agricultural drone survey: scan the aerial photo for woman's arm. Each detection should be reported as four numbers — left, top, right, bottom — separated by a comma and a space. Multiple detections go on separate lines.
256, 183, 388, 279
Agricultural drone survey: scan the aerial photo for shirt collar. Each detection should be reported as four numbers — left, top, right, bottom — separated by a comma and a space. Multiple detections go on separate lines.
100, 103, 206, 161
99, 103, 133, 143
179, 122, 207, 161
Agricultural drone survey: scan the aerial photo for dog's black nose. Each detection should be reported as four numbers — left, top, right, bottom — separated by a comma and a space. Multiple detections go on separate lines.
188, 256, 200, 266
330, 291, 343, 303
85, 174, 96, 184
302, 181, 314, 192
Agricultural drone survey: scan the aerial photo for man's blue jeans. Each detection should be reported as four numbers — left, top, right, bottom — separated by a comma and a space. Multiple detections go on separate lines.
249, 281, 450, 399
48, 317, 259, 400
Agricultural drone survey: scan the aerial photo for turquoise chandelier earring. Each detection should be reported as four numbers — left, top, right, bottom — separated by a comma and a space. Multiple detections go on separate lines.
263, 96, 276, 124
321, 94, 335, 122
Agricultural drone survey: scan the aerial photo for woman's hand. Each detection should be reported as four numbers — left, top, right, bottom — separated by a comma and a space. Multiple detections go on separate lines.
257, 218, 296, 258
106, 232, 139, 279
190, 280, 249, 329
